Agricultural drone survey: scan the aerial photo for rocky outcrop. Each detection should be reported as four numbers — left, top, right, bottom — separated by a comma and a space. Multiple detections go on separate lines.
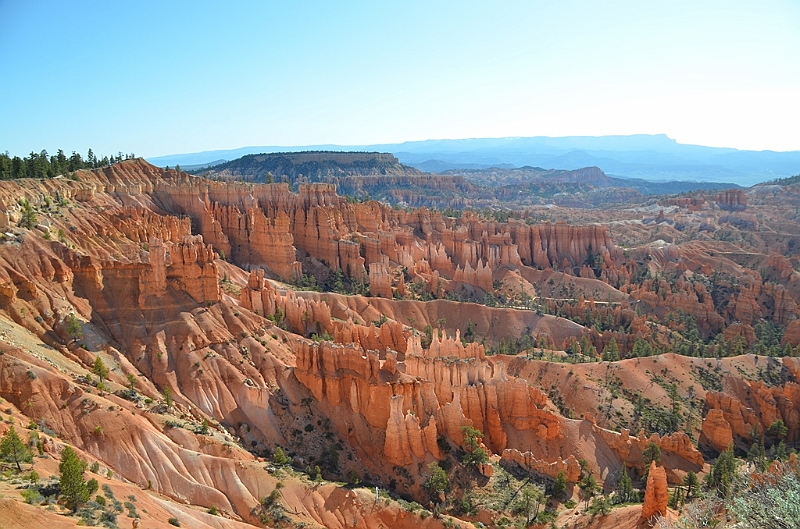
369, 261, 393, 298
641, 461, 668, 522
292, 330, 562, 469
784, 320, 800, 346
701, 371, 800, 453
239, 269, 333, 335
509, 220, 617, 272
716, 189, 747, 210
165, 235, 221, 304
699, 409, 734, 454
501, 448, 581, 482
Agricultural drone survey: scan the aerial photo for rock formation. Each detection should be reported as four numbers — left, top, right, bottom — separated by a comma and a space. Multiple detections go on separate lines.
641, 461, 668, 522
0, 158, 799, 529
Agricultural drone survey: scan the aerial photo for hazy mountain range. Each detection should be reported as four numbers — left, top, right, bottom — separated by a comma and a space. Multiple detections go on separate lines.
147, 134, 800, 186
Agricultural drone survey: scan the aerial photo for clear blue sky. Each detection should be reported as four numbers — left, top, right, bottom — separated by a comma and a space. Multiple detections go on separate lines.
1, 1, 798, 158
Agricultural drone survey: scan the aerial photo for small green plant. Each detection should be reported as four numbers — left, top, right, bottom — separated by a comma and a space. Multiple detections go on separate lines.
18, 199, 37, 229
197, 419, 210, 435
207, 505, 219, 516
168, 518, 181, 527
21, 487, 44, 505
162, 386, 173, 408
272, 446, 291, 466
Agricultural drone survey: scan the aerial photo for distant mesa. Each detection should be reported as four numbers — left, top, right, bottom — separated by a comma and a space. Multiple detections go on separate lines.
147, 134, 800, 187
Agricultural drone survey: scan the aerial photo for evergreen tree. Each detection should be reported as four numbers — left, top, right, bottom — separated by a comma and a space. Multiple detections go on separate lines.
552, 470, 567, 498
18, 199, 37, 229
66, 313, 82, 341
92, 357, 108, 384
642, 442, 661, 481
11, 156, 25, 179
271, 446, 291, 466
518, 485, 544, 524
425, 462, 449, 499
683, 471, 699, 499
617, 466, 633, 503
589, 495, 612, 515
463, 320, 475, 344
580, 474, 598, 509
768, 419, 788, 442
162, 386, 173, 408
581, 335, 597, 357
59, 446, 89, 512
0, 426, 33, 472
707, 444, 737, 498
460, 426, 489, 466
643, 442, 661, 465
602, 338, 620, 361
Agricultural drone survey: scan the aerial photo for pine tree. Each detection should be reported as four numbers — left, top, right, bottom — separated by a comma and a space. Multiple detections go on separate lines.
0, 426, 33, 472
460, 426, 489, 466
684, 471, 699, 499
59, 446, 89, 512
425, 462, 449, 498
92, 357, 108, 384
519, 485, 544, 524
272, 446, 291, 466
580, 474, 598, 509
552, 470, 567, 498
18, 199, 37, 229
707, 444, 737, 498
643, 442, 661, 465
642, 442, 661, 481
602, 338, 620, 361
162, 386, 173, 408
66, 313, 82, 342
617, 466, 633, 503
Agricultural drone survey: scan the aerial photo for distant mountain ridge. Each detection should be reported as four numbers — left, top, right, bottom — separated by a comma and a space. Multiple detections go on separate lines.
191, 151, 740, 209
147, 134, 800, 186
195, 151, 422, 183
446, 165, 740, 193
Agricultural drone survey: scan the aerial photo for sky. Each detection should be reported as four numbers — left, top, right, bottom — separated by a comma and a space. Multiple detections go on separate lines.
1, 1, 798, 158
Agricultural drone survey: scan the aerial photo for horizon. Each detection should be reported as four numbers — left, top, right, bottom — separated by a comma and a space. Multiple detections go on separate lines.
4, 133, 800, 163
1, 1, 798, 157
144, 133, 800, 161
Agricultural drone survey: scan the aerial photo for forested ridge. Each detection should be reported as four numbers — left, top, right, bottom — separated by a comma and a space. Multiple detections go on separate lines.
0, 149, 136, 180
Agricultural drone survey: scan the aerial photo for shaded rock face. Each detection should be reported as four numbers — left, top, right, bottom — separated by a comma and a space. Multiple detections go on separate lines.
699, 408, 734, 454
716, 189, 747, 210
641, 461, 668, 521
700, 370, 800, 453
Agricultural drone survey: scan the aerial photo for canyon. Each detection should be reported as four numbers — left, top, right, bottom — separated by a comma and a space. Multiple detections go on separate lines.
0, 158, 798, 528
